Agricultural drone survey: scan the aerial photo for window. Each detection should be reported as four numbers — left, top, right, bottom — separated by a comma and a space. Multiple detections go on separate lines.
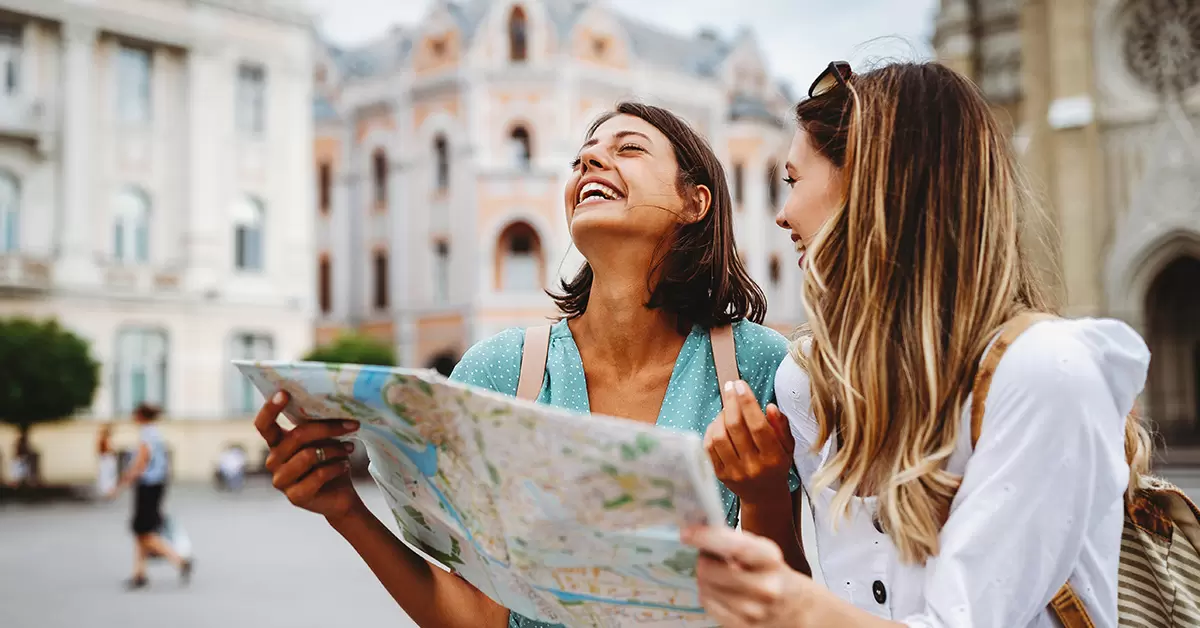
508, 6, 528, 62
766, 160, 779, 208
510, 126, 532, 170
732, 163, 745, 206
434, 135, 449, 191
433, 240, 450, 304
236, 63, 266, 136
318, 161, 331, 212
0, 170, 18, 253
592, 37, 607, 57
117, 44, 151, 124
318, 256, 331, 314
114, 327, 168, 415
769, 255, 781, 287
497, 222, 541, 292
0, 24, 22, 98
372, 149, 388, 206
373, 249, 389, 310
229, 333, 273, 414
113, 187, 150, 264
233, 196, 265, 272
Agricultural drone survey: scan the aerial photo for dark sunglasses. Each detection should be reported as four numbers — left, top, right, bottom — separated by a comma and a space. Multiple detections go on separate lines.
808, 61, 852, 98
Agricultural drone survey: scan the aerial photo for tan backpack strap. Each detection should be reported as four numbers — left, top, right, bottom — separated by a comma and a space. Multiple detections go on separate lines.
969, 312, 1057, 447
1049, 583, 1095, 628
710, 325, 739, 392
516, 325, 552, 401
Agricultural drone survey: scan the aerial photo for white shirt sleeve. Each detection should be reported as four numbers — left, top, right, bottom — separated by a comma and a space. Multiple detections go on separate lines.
902, 323, 1138, 628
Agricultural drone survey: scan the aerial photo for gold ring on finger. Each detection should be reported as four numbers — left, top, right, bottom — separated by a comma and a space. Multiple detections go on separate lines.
315, 447, 326, 463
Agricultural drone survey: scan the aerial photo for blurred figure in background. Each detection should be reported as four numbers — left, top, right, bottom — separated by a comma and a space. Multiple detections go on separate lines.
107, 403, 193, 590
215, 444, 247, 492
96, 424, 118, 499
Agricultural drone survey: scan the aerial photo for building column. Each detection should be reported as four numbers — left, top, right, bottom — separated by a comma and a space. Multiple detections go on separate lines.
182, 44, 225, 294
56, 22, 98, 285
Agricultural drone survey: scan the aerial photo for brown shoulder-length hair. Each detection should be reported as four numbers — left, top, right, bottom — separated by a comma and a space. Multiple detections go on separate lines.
550, 101, 767, 330
790, 61, 1153, 565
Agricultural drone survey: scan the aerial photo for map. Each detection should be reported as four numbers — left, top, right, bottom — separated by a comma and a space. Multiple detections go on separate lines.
233, 360, 729, 628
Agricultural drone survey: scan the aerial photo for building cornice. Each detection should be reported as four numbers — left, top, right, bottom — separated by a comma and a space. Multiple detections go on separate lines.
189, 0, 314, 29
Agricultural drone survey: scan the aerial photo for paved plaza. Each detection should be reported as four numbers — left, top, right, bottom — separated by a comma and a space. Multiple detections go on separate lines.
3, 471, 1200, 628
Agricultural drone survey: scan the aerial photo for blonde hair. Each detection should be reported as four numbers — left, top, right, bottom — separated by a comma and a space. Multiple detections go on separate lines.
791, 62, 1151, 564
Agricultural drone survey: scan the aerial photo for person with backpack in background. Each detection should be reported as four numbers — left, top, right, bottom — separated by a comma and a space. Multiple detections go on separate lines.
679, 60, 1198, 627
107, 403, 194, 590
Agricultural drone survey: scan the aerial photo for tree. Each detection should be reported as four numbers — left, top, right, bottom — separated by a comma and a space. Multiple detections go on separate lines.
303, 332, 396, 367
0, 317, 100, 439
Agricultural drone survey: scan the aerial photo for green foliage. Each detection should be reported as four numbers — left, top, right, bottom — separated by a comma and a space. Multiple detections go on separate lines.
0, 317, 100, 432
303, 332, 396, 367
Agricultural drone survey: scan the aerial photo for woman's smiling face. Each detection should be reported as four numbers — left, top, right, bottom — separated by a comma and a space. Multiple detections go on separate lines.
564, 113, 708, 252
775, 127, 843, 267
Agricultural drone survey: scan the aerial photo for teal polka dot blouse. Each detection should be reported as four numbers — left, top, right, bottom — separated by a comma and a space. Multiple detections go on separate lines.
449, 318, 800, 628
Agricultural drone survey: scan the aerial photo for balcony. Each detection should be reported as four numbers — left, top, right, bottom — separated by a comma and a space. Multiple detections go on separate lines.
103, 264, 183, 294
0, 253, 52, 292
0, 97, 54, 156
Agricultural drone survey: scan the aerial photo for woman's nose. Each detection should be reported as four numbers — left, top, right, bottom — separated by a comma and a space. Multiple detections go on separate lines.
775, 208, 789, 230
578, 147, 610, 172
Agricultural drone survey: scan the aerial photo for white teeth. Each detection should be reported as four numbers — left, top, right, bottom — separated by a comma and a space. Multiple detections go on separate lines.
577, 181, 620, 203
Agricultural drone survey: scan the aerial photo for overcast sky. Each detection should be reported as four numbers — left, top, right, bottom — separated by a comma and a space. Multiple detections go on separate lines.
304, 0, 940, 94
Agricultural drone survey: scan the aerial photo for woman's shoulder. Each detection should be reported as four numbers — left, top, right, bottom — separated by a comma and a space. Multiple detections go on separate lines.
987, 316, 1150, 416
448, 327, 528, 395
731, 320, 790, 364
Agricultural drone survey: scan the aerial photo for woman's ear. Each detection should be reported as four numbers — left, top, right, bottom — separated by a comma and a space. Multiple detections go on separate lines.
688, 184, 713, 223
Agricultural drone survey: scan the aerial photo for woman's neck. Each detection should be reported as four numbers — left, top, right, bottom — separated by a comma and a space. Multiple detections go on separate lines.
571, 266, 687, 372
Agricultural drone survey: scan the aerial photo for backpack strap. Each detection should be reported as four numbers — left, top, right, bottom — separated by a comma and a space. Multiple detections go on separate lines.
710, 324, 739, 393
516, 325, 552, 402
968, 312, 1092, 628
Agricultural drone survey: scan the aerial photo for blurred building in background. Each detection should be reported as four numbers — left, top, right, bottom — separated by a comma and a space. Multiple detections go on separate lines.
935, 0, 1200, 454
312, 0, 803, 373
0, 0, 315, 419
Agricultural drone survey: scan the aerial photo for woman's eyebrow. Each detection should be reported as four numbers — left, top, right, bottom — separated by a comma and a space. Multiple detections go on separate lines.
578, 130, 653, 151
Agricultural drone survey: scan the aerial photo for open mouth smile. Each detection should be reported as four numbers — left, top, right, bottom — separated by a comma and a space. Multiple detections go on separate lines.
576, 179, 625, 207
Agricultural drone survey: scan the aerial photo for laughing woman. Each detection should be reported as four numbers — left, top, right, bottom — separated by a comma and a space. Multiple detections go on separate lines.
253, 102, 805, 628
684, 61, 1151, 628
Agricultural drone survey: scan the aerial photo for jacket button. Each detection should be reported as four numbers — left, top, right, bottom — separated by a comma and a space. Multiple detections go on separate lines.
872, 580, 887, 604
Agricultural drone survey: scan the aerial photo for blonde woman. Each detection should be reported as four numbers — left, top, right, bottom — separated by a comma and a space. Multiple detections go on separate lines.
683, 61, 1151, 628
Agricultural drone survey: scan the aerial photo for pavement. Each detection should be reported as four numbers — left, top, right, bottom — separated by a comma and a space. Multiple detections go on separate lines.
2, 471, 1199, 628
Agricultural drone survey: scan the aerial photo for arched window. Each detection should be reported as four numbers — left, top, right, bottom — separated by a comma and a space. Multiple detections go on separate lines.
434, 135, 449, 191
433, 240, 450, 304
508, 6, 528, 62
509, 125, 532, 170
114, 187, 151, 264
114, 327, 168, 415
732, 162, 745, 206
766, 160, 779, 208
233, 196, 265, 271
428, 351, 460, 377
372, 149, 388, 206
317, 161, 332, 213
0, 170, 19, 253
495, 221, 542, 292
768, 255, 781, 287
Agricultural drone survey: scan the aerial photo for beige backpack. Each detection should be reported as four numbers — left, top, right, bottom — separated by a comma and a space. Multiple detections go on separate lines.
971, 313, 1200, 626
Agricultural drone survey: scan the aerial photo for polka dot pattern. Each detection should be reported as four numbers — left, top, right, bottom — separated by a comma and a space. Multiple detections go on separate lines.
449, 319, 798, 628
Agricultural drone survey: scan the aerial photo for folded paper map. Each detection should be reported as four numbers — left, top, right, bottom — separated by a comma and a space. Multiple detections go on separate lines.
233, 360, 728, 627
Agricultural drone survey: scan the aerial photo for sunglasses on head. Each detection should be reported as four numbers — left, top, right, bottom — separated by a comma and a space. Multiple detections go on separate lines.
808, 61, 852, 98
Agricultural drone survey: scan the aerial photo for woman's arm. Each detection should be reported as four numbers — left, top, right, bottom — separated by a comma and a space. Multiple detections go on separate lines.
739, 489, 810, 576
328, 504, 510, 628
109, 442, 149, 497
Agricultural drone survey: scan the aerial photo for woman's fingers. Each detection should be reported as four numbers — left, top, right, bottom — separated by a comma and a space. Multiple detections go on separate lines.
271, 440, 355, 490
721, 381, 756, 456
705, 416, 739, 472
683, 525, 784, 570
284, 457, 352, 507
254, 391, 289, 447
764, 404, 795, 452
265, 420, 360, 472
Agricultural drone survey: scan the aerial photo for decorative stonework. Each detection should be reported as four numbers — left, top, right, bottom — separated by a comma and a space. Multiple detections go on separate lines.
1122, 0, 1200, 96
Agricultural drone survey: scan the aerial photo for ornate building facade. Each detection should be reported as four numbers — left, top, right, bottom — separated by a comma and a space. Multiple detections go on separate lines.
0, 0, 316, 419
935, 0, 1200, 456
312, 0, 803, 375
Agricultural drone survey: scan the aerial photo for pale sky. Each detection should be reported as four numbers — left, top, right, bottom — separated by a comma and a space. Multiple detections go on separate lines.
304, 0, 939, 95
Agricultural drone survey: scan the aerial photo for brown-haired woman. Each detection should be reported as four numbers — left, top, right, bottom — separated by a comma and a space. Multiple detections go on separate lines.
683, 61, 1151, 627
254, 102, 806, 627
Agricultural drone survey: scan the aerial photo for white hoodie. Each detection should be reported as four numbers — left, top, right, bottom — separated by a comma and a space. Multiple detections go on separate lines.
775, 317, 1150, 628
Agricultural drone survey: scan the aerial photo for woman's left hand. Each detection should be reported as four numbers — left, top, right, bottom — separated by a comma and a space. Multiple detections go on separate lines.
705, 380, 795, 504
683, 525, 807, 627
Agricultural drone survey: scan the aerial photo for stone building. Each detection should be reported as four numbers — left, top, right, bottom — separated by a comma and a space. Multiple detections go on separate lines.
0, 0, 316, 419
312, 0, 803, 373
934, 0, 1200, 457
